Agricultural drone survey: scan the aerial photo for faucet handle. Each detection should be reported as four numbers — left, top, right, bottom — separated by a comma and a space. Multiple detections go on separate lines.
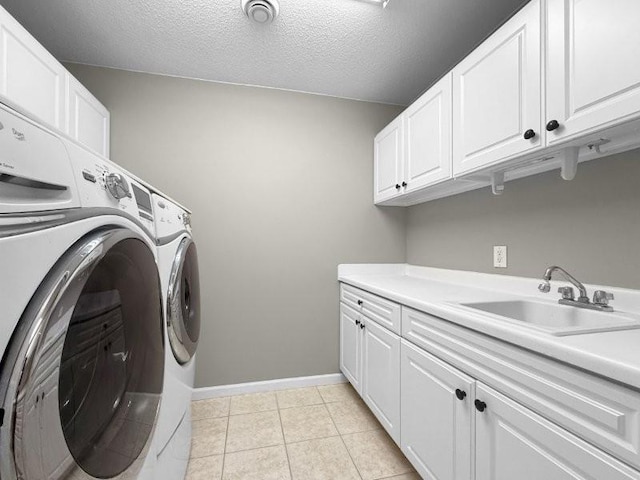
593, 290, 614, 305
558, 286, 575, 300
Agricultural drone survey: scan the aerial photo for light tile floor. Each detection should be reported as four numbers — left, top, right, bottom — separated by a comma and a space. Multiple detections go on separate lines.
187, 383, 420, 480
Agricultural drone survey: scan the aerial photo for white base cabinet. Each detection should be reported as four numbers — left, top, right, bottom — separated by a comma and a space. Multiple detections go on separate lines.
401, 340, 473, 480
362, 319, 400, 443
340, 303, 362, 393
339, 288, 401, 443
476, 384, 640, 480
339, 282, 640, 480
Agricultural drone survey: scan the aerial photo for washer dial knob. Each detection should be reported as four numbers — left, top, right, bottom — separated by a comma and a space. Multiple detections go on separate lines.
105, 173, 131, 200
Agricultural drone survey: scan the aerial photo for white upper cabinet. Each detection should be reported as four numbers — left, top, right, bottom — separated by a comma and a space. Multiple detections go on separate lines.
0, 5, 110, 157
546, 0, 640, 144
452, 0, 542, 176
404, 73, 452, 192
0, 6, 66, 131
66, 74, 110, 157
374, 116, 404, 203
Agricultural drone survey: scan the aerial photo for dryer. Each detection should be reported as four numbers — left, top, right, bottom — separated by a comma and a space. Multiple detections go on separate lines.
0, 103, 163, 480
152, 194, 200, 479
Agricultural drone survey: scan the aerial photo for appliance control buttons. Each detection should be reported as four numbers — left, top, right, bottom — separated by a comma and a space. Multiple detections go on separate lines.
82, 171, 97, 183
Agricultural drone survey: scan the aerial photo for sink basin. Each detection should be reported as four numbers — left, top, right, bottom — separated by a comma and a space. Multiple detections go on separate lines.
458, 300, 640, 336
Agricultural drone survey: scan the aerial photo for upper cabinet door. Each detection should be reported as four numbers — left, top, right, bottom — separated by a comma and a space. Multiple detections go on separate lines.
452, 0, 542, 176
404, 73, 452, 192
401, 340, 474, 480
374, 116, 403, 204
66, 73, 110, 157
0, 6, 66, 130
546, 0, 640, 145
475, 383, 640, 480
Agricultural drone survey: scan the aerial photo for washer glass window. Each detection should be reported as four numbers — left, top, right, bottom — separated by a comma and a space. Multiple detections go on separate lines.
1, 228, 164, 480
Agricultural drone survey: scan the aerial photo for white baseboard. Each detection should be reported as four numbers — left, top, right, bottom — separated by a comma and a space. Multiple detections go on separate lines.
192, 373, 347, 400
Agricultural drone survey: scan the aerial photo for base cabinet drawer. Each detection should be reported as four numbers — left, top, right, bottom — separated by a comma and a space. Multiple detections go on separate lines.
476, 383, 640, 480
401, 339, 473, 480
362, 319, 401, 443
340, 283, 401, 334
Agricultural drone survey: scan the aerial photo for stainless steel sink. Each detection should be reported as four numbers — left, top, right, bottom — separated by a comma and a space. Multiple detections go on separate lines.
459, 300, 640, 336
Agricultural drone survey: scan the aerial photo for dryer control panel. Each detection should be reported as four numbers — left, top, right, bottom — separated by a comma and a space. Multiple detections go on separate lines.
66, 140, 155, 235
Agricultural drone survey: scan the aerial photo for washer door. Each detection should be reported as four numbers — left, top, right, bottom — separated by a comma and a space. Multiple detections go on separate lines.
0, 227, 164, 480
166, 237, 200, 364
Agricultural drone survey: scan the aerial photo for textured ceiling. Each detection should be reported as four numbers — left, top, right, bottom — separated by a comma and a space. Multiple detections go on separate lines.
0, 0, 527, 105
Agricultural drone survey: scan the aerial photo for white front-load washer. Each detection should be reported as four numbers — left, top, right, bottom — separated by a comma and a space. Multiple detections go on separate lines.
0, 102, 164, 480
152, 194, 200, 480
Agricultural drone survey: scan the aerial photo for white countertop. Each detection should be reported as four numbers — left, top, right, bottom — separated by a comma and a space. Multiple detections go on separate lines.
338, 264, 640, 391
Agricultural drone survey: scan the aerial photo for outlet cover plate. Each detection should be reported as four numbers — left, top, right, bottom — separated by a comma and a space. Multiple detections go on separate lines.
494, 245, 507, 268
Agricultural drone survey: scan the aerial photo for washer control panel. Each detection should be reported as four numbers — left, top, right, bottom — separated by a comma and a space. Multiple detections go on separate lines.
152, 193, 191, 239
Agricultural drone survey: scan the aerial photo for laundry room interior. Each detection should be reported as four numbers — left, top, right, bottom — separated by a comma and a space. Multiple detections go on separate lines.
1, 1, 639, 480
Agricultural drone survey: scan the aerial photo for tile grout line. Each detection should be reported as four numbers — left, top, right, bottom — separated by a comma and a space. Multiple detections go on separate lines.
275, 392, 295, 480
338, 432, 365, 480
323, 396, 364, 480
219, 412, 230, 480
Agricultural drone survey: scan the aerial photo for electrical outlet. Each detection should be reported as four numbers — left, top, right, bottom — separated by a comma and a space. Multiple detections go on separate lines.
494, 245, 507, 268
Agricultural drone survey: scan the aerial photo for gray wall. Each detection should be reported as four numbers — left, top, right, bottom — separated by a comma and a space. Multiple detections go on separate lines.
67, 64, 406, 388
407, 149, 640, 289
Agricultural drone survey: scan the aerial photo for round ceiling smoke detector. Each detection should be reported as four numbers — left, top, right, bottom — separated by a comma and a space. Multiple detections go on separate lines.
241, 0, 279, 24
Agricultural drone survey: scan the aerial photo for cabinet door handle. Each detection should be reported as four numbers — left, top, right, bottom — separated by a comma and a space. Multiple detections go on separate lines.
360, 323, 365, 330
357, 300, 363, 306
474, 399, 487, 412
455, 389, 467, 401
523, 129, 536, 140
355, 319, 360, 326
395, 184, 401, 190
546, 120, 560, 131
401, 181, 407, 187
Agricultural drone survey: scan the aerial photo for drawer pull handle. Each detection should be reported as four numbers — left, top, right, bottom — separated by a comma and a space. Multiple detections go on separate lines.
360, 323, 365, 330
355, 319, 360, 326
474, 399, 487, 413
455, 389, 467, 401
523, 129, 536, 140
395, 184, 401, 190
357, 300, 363, 306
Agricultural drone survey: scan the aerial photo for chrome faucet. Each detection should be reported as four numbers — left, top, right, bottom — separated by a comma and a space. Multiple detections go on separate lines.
538, 266, 615, 312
